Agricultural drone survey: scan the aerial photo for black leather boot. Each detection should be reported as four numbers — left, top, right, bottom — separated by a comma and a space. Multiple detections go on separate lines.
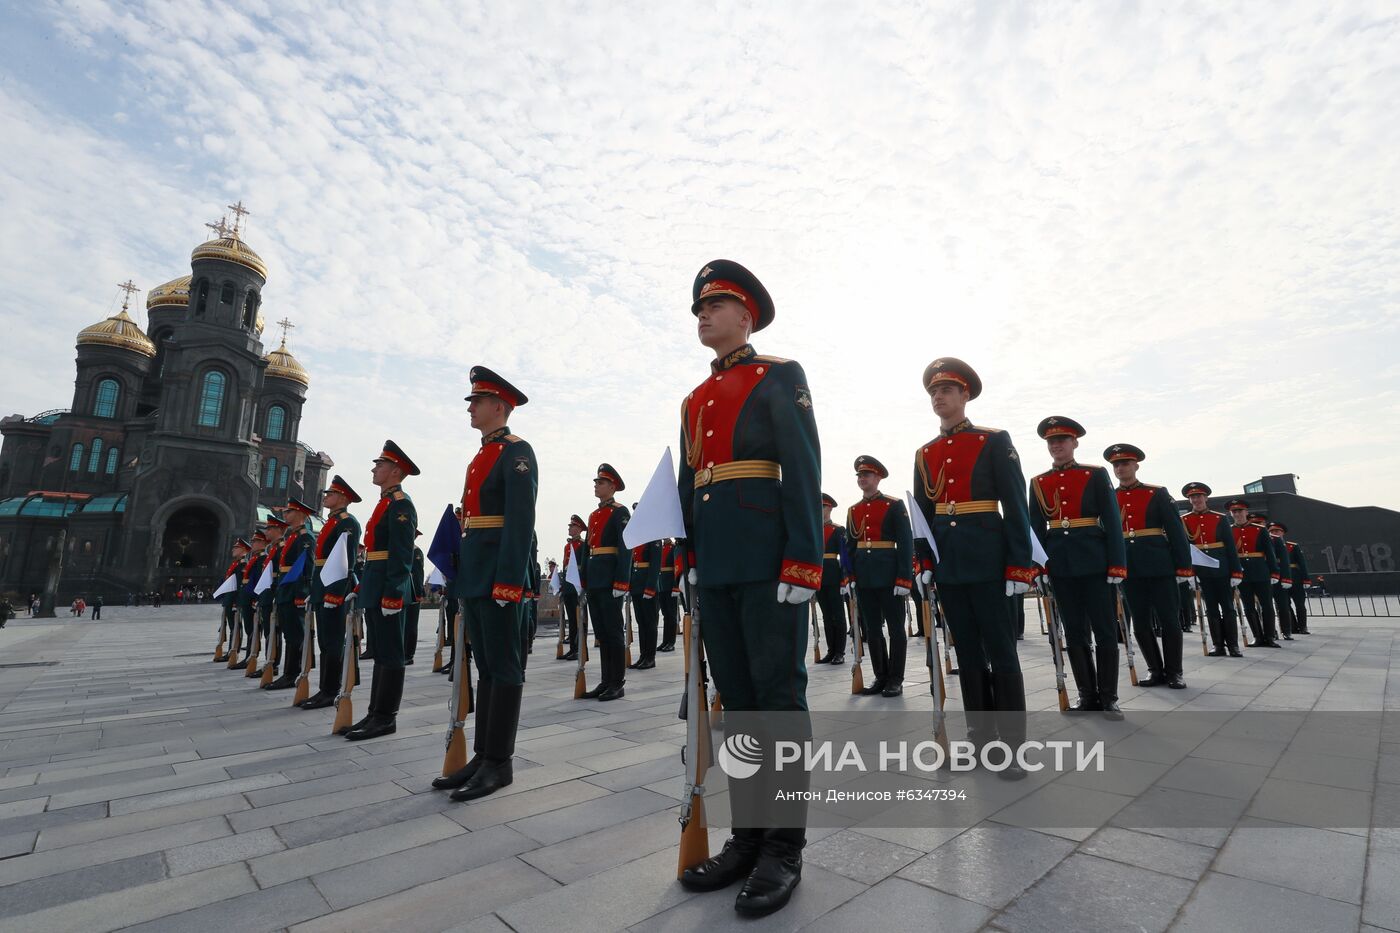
347, 665, 401, 740
434, 677, 491, 790
1095, 643, 1124, 720
1065, 645, 1100, 711
267, 644, 301, 690
341, 663, 381, 735
991, 671, 1029, 781
679, 833, 762, 891
734, 840, 803, 917
451, 681, 521, 801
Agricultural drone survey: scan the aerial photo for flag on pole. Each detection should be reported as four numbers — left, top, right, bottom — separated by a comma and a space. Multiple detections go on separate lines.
254, 556, 275, 594
212, 573, 238, 598
426, 504, 460, 582
905, 492, 939, 562
319, 534, 350, 586
623, 448, 686, 549
278, 550, 308, 588
1190, 544, 1221, 568
565, 552, 583, 591
1027, 523, 1049, 567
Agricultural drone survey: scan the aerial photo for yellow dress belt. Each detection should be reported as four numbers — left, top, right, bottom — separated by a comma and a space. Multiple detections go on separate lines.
1238, 551, 1265, 558
935, 500, 999, 515
590, 546, 619, 555
366, 550, 388, 560
314, 558, 327, 566
823, 552, 838, 559
1124, 528, 1165, 538
1050, 517, 1100, 529
1198, 541, 1224, 549
633, 562, 651, 568
694, 460, 781, 488
857, 541, 897, 549
464, 515, 505, 528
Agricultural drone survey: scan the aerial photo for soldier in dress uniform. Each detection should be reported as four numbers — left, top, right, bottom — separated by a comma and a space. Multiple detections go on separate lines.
559, 515, 586, 661
912, 358, 1035, 779
1272, 521, 1312, 634
250, 518, 286, 678
1028, 418, 1127, 718
405, 534, 426, 663
627, 512, 662, 670
1227, 501, 1282, 647
675, 260, 820, 916
1181, 483, 1244, 656
847, 456, 914, 697
582, 465, 631, 700
344, 441, 419, 740
238, 531, 267, 664
433, 368, 536, 800
301, 475, 362, 709
267, 500, 316, 690
1253, 513, 1295, 640
657, 538, 680, 652
1104, 444, 1195, 688
816, 493, 850, 664
216, 539, 250, 663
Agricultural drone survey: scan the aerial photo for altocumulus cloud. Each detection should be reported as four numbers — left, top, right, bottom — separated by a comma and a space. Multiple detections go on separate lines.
1, 0, 1397, 560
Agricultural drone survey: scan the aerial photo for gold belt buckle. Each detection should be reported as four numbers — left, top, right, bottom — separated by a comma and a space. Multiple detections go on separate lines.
1128, 530, 1137, 539
1060, 517, 1070, 529
695, 467, 712, 486
946, 501, 957, 516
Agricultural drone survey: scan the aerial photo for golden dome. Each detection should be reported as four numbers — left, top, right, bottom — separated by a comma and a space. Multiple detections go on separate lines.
264, 338, 309, 387
191, 235, 268, 279
76, 308, 156, 357
146, 275, 190, 310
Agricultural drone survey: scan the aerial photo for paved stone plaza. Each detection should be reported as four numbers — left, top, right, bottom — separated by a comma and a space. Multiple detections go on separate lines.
1, 605, 1398, 932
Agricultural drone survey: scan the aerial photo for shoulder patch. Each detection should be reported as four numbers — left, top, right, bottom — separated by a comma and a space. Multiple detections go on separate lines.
970, 424, 1004, 434
392, 491, 408, 501
753, 354, 792, 364
795, 385, 813, 410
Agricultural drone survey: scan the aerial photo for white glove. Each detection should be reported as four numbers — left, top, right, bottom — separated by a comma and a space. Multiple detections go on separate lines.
1230, 577, 1242, 588
1006, 580, 1030, 597
1281, 581, 1292, 590
381, 606, 401, 616
1184, 576, 1199, 591
323, 600, 337, 608
893, 585, 910, 597
1106, 576, 1123, 586
687, 569, 698, 586
777, 583, 817, 604
643, 592, 654, 600
840, 583, 852, 596
495, 599, 508, 607
612, 588, 627, 599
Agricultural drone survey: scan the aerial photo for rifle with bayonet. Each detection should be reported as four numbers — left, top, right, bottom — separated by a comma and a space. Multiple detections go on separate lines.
676, 575, 713, 878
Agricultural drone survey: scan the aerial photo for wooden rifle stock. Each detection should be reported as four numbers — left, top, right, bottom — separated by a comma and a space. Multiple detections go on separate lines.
292, 607, 315, 706
921, 597, 949, 756
225, 609, 243, 668
1195, 586, 1209, 655
573, 599, 590, 699
260, 607, 280, 688
811, 600, 821, 664
677, 585, 711, 878
1039, 583, 1070, 712
847, 591, 865, 694
213, 610, 227, 662
332, 599, 359, 734
245, 609, 262, 676
1115, 588, 1139, 685
443, 610, 470, 775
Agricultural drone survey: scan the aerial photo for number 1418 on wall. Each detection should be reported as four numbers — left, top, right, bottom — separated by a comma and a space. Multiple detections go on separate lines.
1321, 544, 1396, 573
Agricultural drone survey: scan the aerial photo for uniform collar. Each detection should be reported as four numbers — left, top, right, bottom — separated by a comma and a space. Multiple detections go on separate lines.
482, 426, 510, 445
331, 508, 347, 519
940, 418, 974, 437
712, 343, 756, 373
1051, 460, 1079, 472
599, 497, 616, 508
380, 484, 402, 499
1119, 481, 1143, 491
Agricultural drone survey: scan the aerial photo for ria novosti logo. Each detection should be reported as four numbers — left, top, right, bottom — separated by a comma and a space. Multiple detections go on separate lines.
717, 733, 764, 779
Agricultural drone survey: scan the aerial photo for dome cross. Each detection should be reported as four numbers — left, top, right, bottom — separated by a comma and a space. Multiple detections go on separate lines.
227, 200, 251, 237
116, 279, 139, 312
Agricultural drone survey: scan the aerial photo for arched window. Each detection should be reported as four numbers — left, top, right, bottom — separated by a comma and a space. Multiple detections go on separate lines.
278, 466, 289, 492
265, 457, 278, 489
243, 290, 260, 329
220, 282, 235, 305
87, 438, 104, 473
196, 371, 225, 427
265, 404, 286, 441
194, 279, 209, 315
105, 447, 120, 475
93, 379, 120, 419
69, 443, 85, 472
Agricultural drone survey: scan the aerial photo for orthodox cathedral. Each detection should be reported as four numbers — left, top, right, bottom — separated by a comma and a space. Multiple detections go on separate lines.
0, 203, 330, 601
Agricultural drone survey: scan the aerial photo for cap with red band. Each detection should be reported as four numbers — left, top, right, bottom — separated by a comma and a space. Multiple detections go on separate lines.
922, 357, 983, 400
374, 439, 421, 476
464, 365, 528, 408
691, 259, 775, 332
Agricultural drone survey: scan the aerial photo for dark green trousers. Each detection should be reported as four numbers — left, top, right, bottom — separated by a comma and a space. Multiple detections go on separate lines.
316, 603, 346, 694
464, 596, 524, 686
696, 581, 808, 712
366, 603, 405, 668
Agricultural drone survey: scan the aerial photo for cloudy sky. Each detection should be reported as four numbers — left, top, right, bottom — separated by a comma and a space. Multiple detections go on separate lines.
2, 1, 1397, 564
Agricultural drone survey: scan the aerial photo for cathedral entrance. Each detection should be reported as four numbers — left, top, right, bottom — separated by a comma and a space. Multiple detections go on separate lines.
158, 504, 221, 598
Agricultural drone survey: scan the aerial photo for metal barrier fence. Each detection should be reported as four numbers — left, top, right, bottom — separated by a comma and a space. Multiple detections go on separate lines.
1306, 593, 1400, 618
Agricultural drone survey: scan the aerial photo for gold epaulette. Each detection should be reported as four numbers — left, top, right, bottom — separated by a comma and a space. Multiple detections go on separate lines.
392, 490, 408, 501
970, 424, 1003, 434
505, 434, 522, 443
753, 354, 792, 364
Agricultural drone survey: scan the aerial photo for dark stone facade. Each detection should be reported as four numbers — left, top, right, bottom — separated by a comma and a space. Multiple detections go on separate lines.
0, 215, 329, 602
